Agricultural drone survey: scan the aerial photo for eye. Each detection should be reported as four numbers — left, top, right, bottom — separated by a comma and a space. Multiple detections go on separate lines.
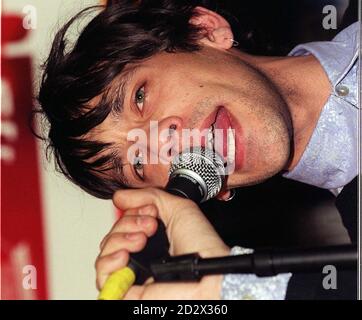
134, 85, 146, 113
133, 149, 145, 180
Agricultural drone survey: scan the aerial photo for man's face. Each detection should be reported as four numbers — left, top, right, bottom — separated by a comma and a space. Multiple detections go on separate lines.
92, 45, 292, 191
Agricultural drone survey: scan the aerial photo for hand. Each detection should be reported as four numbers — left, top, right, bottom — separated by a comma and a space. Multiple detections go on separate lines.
95, 187, 230, 299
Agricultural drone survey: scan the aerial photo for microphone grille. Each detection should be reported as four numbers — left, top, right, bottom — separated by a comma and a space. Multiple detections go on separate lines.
169, 147, 226, 202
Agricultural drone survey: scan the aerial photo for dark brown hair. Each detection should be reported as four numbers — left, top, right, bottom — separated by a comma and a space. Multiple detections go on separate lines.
36, 0, 209, 199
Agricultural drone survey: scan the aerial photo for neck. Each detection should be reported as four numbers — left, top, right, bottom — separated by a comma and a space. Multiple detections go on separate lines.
235, 50, 331, 171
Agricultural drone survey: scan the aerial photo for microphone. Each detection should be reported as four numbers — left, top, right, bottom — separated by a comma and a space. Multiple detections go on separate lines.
166, 146, 226, 202
98, 147, 226, 300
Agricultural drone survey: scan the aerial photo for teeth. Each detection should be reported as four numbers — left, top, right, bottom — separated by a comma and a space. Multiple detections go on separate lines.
207, 125, 214, 150
206, 125, 235, 163
227, 127, 235, 164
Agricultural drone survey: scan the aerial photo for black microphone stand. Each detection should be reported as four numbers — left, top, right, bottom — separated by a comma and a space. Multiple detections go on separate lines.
150, 244, 357, 282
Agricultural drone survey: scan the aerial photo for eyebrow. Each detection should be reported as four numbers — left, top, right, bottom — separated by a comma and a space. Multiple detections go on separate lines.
111, 151, 131, 187
107, 65, 141, 117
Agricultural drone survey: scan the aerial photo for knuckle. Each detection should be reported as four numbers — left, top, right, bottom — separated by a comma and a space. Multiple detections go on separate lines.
145, 218, 158, 235
132, 232, 147, 247
128, 233, 147, 251
149, 204, 158, 214
134, 239, 147, 252
100, 232, 148, 256
137, 232, 147, 245
112, 216, 138, 232
104, 233, 126, 249
98, 234, 125, 257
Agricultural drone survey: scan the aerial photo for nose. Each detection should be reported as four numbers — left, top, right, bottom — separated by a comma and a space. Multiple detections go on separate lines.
149, 116, 183, 165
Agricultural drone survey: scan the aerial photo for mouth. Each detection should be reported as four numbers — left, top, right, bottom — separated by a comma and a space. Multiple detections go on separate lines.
200, 106, 243, 171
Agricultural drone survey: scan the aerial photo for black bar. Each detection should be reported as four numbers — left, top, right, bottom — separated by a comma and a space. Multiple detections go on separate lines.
197, 244, 357, 277
150, 244, 357, 281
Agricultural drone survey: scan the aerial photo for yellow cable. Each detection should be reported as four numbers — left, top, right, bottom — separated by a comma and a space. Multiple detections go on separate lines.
98, 267, 136, 300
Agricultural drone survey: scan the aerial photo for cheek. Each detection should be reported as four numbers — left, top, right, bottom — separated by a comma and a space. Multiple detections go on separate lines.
153, 75, 207, 115
146, 163, 170, 187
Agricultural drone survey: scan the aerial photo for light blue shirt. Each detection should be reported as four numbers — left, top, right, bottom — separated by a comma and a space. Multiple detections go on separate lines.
283, 22, 359, 191
222, 22, 360, 300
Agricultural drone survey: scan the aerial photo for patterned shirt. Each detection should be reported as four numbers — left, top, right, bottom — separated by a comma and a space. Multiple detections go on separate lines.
283, 22, 359, 192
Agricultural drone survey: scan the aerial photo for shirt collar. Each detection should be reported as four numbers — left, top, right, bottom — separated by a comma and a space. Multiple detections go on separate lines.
288, 22, 359, 87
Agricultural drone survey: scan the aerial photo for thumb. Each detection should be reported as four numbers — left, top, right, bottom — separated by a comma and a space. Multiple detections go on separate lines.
112, 187, 197, 225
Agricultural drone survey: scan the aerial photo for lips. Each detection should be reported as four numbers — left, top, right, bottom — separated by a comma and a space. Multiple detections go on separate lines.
200, 106, 244, 171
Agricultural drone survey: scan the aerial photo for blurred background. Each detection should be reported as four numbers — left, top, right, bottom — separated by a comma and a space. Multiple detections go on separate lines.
1, 0, 358, 299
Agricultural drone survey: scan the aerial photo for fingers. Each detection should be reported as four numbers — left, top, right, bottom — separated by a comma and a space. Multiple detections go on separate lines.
96, 210, 159, 292
95, 249, 129, 291
96, 232, 148, 291
113, 188, 198, 226
113, 188, 227, 257
101, 204, 158, 249
113, 187, 195, 212
122, 204, 158, 218
113, 188, 160, 211
103, 215, 158, 246
99, 231, 148, 257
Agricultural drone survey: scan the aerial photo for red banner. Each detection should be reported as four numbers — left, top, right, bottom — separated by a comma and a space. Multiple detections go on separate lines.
1, 14, 48, 299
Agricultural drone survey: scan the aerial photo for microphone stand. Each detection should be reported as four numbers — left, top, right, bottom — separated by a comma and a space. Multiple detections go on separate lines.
150, 244, 357, 281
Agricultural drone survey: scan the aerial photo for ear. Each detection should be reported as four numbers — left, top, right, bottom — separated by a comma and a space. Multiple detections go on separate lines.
189, 6, 234, 50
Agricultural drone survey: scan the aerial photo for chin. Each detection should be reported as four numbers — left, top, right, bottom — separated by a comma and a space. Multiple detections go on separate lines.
226, 159, 286, 188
